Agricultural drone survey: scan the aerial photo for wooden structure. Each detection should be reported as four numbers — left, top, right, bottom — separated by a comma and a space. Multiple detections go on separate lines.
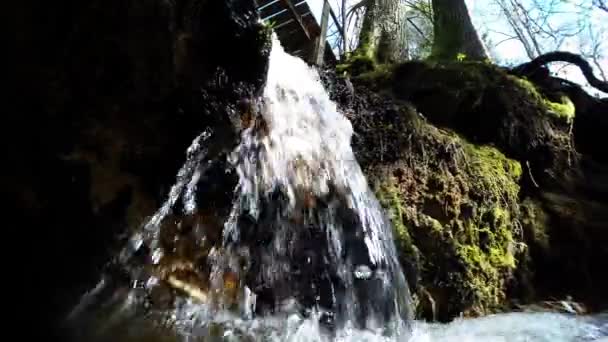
257, 0, 343, 65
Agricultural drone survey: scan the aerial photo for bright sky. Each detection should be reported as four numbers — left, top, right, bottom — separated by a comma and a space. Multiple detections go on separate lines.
307, 0, 329, 23
306, 0, 607, 96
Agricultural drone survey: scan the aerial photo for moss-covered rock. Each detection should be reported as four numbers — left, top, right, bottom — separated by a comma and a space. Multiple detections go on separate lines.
328, 81, 526, 319
508, 76, 576, 123
386, 61, 578, 193
337, 54, 377, 76
368, 112, 523, 321
322, 59, 608, 321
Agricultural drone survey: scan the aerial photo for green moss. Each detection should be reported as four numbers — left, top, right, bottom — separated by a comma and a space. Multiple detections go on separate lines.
375, 178, 419, 261
336, 30, 400, 78
355, 12, 380, 61
355, 63, 395, 87
509, 76, 576, 122
545, 95, 575, 120
455, 205, 517, 308
464, 143, 523, 197
453, 144, 520, 311
337, 54, 377, 76
357, 38, 376, 61
369, 114, 524, 318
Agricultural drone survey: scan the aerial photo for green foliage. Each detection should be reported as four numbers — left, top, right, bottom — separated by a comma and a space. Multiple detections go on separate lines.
456, 53, 467, 62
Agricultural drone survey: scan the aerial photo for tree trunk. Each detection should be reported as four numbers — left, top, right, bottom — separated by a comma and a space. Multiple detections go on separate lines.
431, 0, 489, 61
356, 0, 408, 63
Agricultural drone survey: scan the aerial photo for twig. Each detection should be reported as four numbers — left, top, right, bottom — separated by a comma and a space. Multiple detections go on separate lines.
526, 161, 540, 188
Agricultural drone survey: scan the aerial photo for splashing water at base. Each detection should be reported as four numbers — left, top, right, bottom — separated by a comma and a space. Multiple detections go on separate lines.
70, 302, 608, 342
67, 37, 608, 342
409, 312, 608, 342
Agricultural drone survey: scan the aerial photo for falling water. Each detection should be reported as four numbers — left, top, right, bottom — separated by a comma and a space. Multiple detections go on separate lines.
67, 37, 608, 342
222, 34, 413, 330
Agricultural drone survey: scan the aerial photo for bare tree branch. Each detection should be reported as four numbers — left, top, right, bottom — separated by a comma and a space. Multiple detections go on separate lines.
406, 17, 431, 44
492, 0, 536, 58
594, 0, 608, 13
403, 0, 433, 21
495, 36, 520, 47
346, 0, 371, 23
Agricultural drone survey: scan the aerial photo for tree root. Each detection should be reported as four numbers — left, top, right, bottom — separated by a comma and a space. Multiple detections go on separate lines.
512, 51, 608, 94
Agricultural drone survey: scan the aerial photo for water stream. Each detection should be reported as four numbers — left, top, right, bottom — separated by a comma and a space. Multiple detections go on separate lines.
67, 37, 608, 342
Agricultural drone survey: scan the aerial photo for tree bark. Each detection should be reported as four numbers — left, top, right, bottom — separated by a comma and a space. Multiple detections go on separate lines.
431, 0, 489, 61
355, 0, 408, 63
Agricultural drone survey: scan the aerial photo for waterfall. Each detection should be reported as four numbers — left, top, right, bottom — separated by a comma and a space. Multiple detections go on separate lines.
66, 37, 608, 342
222, 35, 412, 331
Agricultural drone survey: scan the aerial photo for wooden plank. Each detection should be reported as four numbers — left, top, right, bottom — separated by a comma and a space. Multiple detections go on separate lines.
261, 3, 309, 26
265, 8, 304, 25
259, 0, 308, 19
259, 1, 286, 20
279, 0, 311, 40
277, 29, 308, 50
274, 18, 295, 30
313, 0, 330, 65
302, 12, 320, 36
258, 0, 280, 9
275, 22, 301, 40
257, 0, 336, 64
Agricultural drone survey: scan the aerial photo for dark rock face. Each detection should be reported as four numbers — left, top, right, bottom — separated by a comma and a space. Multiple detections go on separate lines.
8, 0, 268, 338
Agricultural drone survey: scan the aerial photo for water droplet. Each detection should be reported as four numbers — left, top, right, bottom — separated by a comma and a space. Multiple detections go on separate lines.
354, 265, 373, 279
151, 248, 163, 264
146, 276, 159, 289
